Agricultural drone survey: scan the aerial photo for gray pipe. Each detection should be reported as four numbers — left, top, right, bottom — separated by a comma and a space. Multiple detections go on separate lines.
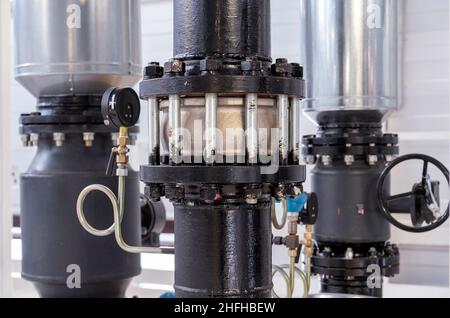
299, 0, 400, 125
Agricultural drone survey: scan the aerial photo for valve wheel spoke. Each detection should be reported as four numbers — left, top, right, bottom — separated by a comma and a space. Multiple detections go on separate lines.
386, 192, 414, 202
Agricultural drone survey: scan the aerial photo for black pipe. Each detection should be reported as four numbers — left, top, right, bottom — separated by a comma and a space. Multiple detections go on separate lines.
174, 0, 271, 61
174, 203, 273, 298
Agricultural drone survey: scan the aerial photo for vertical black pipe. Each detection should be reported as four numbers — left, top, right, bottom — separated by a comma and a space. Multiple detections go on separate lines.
174, 0, 271, 61
174, 204, 273, 298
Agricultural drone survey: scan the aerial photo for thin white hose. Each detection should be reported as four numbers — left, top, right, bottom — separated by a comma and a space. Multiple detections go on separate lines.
271, 198, 288, 230
76, 176, 172, 254
272, 264, 309, 298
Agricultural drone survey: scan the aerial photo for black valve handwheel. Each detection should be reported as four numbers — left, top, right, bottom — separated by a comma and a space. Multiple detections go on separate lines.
377, 154, 449, 233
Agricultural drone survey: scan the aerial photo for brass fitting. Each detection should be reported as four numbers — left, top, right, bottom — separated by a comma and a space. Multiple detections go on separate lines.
288, 249, 298, 258
302, 224, 314, 257
287, 212, 300, 259
113, 127, 130, 165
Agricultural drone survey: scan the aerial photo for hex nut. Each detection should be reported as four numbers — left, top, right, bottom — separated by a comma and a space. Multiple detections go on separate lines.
200, 57, 223, 72
164, 59, 186, 75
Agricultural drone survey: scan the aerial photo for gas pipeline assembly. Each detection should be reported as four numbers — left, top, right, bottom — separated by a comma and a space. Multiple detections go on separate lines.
11, 0, 450, 299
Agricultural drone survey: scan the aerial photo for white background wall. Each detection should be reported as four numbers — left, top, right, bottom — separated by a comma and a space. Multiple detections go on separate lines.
1, 0, 12, 297
6, 0, 450, 295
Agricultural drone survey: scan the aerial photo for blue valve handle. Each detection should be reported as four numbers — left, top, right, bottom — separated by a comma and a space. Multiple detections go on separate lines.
286, 194, 308, 213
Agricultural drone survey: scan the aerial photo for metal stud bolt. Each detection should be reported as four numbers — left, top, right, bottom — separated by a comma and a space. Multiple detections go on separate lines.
83, 132, 95, 147
53, 133, 65, 147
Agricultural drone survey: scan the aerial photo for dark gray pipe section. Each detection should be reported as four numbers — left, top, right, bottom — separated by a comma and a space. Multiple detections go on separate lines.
312, 161, 391, 244
174, 0, 271, 61
21, 134, 141, 298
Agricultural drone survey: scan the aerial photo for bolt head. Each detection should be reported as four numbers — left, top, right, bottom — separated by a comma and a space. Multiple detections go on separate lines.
83, 133, 95, 147
29, 133, 39, 147
164, 59, 185, 75
53, 133, 65, 147
20, 134, 30, 147
241, 58, 262, 72
200, 57, 223, 72
290, 63, 303, 78
276, 58, 288, 64
306, 155, 316, 165
144, 63, 164, 79
385, 155, 394, 163
271, 58, 292, 76
367, 155, 378, 165
83, 132, 95, 141
321, 155, 332, 166
145, 184, 164, 202
344, 155, 355, 166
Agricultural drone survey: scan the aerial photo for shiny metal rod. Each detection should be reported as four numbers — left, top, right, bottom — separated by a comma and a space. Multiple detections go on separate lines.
290, 98, 301, 164
277, 95, 289, 165
245, 93, 259, 165
205, 93, 218, 165
169, 95, 182, 165
148, 97, 160, 165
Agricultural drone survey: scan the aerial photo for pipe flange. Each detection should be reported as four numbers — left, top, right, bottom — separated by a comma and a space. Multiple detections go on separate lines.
140, 74, 304, 98
140, 165, 306, 185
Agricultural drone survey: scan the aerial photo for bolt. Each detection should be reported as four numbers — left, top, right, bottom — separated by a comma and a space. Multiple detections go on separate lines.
30, 133, 39, 147
53, 133, 65, 147
241, 57, 263, 74
145, 184, 164, 202
345, 248, 354, 260
164, 59, 185, 76
83, 132, 95, 147
20, 134, 30, 147
385, 154, 394, 163
246, 194, 258, 205
344, 155, 355, 166
144, 62, 164, 79
290, 63, 303, 78
271, 58, 293, 76
306, 155, 316, 165
321, 155, 332, 166
367, 155, 378, 166
200, 57, 223, 73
